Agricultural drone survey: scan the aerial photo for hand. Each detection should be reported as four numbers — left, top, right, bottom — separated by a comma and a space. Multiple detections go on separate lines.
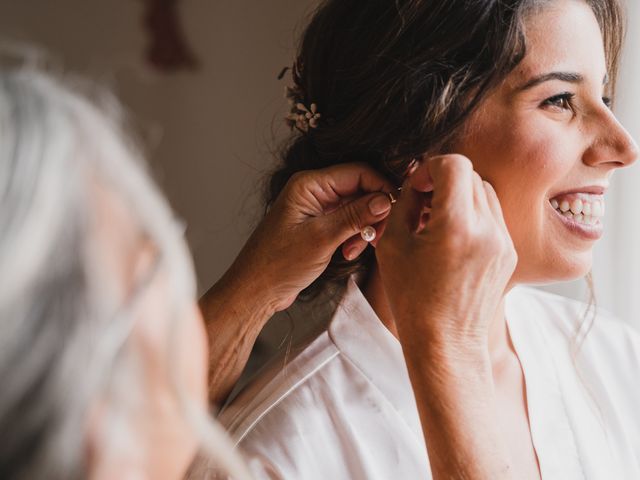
223, 162, 394, 315
202, 162, 394, 405
376, 154, 517, 354
376, 155, 518, 479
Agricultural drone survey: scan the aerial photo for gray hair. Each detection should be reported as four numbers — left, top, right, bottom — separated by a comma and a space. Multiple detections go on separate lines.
0, 57, 249, 479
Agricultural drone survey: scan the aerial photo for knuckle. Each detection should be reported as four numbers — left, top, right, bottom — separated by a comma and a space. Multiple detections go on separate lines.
482, 179, 495, 191
342, 203, 363, 231
482, 180, 497, 198
442, 225, 473, 251
432, 155, 473, 187
442, 154, 473, 172
288, 170, 313, 188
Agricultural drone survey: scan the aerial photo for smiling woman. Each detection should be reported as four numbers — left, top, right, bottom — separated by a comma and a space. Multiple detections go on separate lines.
591, 0, 640, 330
454, 0, 636, 286
218, 1, 640, 479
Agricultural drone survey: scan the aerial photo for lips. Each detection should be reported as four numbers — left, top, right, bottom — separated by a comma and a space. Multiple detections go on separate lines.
550, 185, 607, 197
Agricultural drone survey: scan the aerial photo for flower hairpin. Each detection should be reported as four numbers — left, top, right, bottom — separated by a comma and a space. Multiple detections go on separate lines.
284, 85, 321, 133
286, 101, 321, 133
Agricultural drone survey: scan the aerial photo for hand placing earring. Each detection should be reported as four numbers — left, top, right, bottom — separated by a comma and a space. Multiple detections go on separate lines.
359, 188, 401, 243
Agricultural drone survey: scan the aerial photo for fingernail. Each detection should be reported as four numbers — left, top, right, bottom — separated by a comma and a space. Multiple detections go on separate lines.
369, 194, 391, 216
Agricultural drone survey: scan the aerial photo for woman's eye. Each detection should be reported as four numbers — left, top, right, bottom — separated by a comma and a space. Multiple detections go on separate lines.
541, 93, 575, 112
602, 96, 612, 109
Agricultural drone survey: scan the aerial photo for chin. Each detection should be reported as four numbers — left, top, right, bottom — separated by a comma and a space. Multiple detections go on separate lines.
556, 248, 594, 280
516, 250, 593, 285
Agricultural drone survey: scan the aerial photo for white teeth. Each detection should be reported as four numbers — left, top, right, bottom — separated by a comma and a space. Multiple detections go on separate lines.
557, 209, 600, 226
550, 197, 605, 220
593, 201, 603, 217
570, 199, 583, 215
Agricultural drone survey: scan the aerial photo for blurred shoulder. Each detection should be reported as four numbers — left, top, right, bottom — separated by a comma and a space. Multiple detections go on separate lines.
518, 286, 638, 340
511, 286, 640, 371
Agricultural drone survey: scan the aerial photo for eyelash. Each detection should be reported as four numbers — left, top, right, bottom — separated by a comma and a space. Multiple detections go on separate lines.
541, 92, 576, 112
541, 92, 613, 112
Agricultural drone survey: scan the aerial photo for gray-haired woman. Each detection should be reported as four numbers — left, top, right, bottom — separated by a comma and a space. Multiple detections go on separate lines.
0, 63, 396, 479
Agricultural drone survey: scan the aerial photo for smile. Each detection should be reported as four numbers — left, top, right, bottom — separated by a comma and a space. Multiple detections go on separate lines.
549, 193, 605, 240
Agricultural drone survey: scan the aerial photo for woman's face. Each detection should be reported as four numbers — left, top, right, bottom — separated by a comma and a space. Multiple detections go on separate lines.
89, 182, 208, 480
455, 0, 638, 285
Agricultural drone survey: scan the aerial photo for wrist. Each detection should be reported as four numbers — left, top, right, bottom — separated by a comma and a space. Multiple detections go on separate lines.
400, 330, 492, 382
200, 263, 279, 335
220, 263, 278, 320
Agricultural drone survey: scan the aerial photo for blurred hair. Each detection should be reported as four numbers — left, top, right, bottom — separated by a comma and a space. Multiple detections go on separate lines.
0, 51, 248, 479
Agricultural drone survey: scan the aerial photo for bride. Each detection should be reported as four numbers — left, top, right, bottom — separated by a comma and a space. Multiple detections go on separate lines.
220, 0, 640, 478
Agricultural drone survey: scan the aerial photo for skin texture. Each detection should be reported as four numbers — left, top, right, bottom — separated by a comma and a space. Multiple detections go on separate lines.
88, 182, 208, 480
460, 0, 637, 286
200, 163, 393, 406
88, 163, 393, 478
372, 1, 638, 479
86, 2, 638, 479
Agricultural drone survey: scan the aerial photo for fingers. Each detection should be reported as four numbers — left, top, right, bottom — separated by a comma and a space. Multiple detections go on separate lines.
408, 159, 434, 193
341, 216, 391, 260
342, 235, 368, 261
295, 163, 394, 210
383, 176, 428, 238
379, 155, 473, 241
324, 162, 395, 195
425, 155, 475, 217
482, 181, 509, 230
322, 192, 392, 247
472, 171, 490, 213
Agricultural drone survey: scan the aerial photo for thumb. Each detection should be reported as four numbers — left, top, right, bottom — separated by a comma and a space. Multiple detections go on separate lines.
322, 192, 392, 245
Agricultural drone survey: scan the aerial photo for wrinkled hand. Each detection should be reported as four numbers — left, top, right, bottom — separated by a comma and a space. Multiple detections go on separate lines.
228, 163, 394, 314
376, 155, 517, 353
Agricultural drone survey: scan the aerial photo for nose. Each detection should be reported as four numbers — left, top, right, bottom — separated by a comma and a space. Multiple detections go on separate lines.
583, 108, 639, 169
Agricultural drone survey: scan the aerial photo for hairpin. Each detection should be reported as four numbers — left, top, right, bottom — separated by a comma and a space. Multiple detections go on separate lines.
283, 83, 321, 133
286, 102, 321, 133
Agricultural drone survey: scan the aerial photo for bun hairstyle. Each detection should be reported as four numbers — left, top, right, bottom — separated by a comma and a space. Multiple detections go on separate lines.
269, 0, 624, 298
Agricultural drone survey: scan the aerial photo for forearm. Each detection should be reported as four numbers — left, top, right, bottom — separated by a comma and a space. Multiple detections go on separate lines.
199, 263, 277, 407
402, 336, 513, 480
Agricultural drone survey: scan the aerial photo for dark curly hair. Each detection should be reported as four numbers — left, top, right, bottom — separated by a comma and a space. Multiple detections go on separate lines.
268, 0, 624, 298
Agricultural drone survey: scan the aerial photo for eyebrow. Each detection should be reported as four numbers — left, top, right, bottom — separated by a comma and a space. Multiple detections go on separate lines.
516, 71, 609, 92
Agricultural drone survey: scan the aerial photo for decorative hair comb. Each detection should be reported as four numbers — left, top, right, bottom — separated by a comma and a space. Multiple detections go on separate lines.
284, 85, 321, 133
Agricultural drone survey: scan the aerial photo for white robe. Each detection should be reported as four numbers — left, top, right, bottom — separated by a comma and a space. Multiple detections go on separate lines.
219, 279, 640, 479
